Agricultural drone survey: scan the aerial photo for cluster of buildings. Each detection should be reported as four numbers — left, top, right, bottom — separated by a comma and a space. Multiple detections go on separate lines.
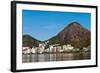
44, 44, 74, 53
22, 42, 90, 54
22, 43, 46, 54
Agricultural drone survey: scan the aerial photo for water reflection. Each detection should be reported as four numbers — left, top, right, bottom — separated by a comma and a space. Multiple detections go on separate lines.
22, 52, 90, 63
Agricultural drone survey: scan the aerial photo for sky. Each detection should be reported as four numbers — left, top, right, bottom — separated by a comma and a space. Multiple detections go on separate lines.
22, 10, 91, 41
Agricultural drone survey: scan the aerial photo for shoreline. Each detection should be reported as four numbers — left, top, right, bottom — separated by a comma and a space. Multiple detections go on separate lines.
22, 51, 90, 55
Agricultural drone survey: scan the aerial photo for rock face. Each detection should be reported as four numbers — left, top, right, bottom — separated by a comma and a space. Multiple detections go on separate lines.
57, 22, 91, 48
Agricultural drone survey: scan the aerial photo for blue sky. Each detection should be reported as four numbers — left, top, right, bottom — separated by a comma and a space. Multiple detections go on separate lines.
22, 10, 91, 41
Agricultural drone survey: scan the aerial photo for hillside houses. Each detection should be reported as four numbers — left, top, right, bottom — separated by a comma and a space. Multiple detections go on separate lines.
45, 44, 75, 53
38, 43, 46, 54
22, 43, 77, 54
22, 47, 31, 54
22, 42, 48, 54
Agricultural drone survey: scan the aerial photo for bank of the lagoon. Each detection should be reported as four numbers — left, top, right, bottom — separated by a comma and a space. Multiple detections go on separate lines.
22, 51, 90, 63
22, 43, 90, 54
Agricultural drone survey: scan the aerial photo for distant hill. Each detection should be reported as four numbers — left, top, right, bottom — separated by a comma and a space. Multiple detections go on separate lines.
23, 34, 41, 47
47, 36, 60, 45
48, 22, 91, 48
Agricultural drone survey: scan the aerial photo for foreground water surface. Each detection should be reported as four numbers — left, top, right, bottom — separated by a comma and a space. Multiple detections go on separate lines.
22, 52, 90, 63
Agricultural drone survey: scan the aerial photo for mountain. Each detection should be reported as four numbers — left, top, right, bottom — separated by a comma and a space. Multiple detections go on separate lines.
23, 34, 41, 47
49, 22, 91, 48
23, 22, 90, 49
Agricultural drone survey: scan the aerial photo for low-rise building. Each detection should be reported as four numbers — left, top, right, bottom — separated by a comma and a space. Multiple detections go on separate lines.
22, 47, 31, 54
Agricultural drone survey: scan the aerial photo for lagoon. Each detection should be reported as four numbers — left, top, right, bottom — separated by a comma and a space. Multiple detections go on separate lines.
22, 52, 90, 63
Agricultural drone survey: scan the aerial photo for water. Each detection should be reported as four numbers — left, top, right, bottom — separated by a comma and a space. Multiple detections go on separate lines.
22, 52, 90, 63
